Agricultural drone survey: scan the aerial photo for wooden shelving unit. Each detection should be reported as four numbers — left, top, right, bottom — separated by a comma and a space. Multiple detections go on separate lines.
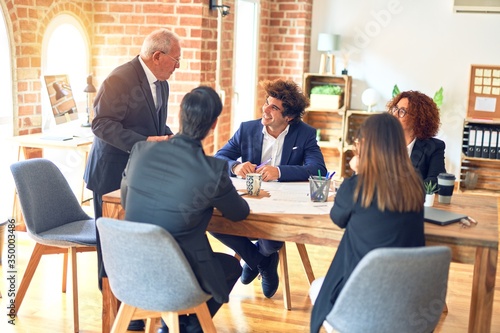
302, 73, 351, 175
458, 65, 500, 196
459, 119, 500, 196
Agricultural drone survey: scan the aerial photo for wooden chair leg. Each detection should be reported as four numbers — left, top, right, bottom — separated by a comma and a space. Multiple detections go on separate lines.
278, 243, 292, 310
144, 317, 157, 333
69, 247, 79, 333
296, 243, 315, 284
194, 303, 216, 333
14, 243, 46, 314
111, 303, 136, 333
62, 251, 68, 293
161, 312, 180, 333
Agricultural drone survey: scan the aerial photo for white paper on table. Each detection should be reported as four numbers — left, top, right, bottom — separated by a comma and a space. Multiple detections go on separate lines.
231, 178, 333, 215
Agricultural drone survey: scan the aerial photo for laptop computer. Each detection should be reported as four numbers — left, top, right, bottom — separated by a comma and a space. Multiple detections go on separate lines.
424, 207, 468, 226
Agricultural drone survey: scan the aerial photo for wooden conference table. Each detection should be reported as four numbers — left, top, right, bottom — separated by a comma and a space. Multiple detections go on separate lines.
101, 180, 498, 333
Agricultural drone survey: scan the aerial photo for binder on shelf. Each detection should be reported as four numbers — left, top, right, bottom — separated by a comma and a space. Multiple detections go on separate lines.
468, 127, 476, 157
489, 129, 498, 159
474, 128, 483, 158
481, 129, 491, 158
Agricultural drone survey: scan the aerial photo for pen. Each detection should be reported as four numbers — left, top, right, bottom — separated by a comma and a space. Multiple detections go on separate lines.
256, 157, 272, 170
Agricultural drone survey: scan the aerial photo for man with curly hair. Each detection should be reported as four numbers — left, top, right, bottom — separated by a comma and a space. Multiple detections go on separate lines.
212, 78, 327, 299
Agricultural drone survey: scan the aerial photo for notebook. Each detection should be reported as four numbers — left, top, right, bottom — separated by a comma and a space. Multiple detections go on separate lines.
424, 207, 468, 226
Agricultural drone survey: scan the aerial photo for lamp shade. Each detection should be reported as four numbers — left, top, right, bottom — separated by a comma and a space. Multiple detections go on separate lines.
317, 33, 340, 52
84, 75, 96, 93
53, 82, 68, 100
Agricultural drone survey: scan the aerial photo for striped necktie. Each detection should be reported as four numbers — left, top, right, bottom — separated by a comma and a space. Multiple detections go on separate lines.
154, 80, 168, 125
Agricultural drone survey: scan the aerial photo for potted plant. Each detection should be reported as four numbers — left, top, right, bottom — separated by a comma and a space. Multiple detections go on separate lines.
424, 180, 437, 207
310, 84, 344, 109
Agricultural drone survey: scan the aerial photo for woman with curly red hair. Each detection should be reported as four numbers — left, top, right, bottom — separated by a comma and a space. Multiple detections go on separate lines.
387, 90, 446, 186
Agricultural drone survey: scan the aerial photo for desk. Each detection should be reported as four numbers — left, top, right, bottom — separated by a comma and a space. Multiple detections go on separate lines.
10, 133, 93, 230
101, 183, 498, 333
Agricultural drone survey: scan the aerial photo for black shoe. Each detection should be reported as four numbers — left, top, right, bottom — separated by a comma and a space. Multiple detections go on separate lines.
127, 319, 145, 331
241, 262, 260, 284
258, 252, 279, 298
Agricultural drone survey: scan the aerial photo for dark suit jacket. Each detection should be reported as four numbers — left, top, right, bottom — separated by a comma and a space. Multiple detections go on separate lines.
411, 138, 446, 185
214, 119, 327, 181
310, 175, 425, 333
84, 56, 173, 195
121, 134, 250, 304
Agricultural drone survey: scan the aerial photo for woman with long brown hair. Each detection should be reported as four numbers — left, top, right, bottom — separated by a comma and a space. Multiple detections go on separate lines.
310, 113, 425, 333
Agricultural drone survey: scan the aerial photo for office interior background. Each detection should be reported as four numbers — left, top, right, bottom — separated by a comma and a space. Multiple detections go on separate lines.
1, 0, 500, 222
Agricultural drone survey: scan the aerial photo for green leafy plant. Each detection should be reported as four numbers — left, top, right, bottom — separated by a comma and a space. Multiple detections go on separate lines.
424, 180, 437, 195
392, 84, 443, 109
311, 85, 343, 95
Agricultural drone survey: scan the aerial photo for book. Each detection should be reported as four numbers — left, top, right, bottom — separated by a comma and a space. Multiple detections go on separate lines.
481, 129, 491, 158
489, 129, 498, 159
468, 127, 476, 157
474, 128, 483, 158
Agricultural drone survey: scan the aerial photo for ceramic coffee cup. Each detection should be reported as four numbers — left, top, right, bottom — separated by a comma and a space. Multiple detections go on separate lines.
246, 173, 262, 196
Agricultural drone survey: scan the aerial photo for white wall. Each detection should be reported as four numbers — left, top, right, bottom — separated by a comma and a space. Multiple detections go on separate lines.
311, 0, 500, 176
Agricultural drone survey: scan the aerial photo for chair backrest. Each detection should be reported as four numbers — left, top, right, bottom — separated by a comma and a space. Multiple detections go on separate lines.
326, 246, 451, 333
96, 217, 211, 312
10, 158, 91, 235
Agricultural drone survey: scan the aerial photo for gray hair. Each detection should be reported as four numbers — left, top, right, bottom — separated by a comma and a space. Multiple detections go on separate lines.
140, 28, 180, 59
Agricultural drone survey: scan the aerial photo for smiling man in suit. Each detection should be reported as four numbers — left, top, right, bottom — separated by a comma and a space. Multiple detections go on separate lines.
212, 78, 327, 299
83, 28, 181, 331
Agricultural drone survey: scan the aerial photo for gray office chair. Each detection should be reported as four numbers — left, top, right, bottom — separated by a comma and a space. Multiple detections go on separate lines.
96, 217, 216, 333
10, 158, 96, 333
325, 246, 451, 333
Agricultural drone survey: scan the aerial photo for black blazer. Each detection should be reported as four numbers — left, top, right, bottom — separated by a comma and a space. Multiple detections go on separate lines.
84, 56, 173, 195
121, 134, 250, 303
411, 138, 446, 185
310, 176, 425, 333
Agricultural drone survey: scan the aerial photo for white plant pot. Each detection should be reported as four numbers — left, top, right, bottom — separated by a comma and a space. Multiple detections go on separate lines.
310, 94, 343, 109
424, 193, 435, 207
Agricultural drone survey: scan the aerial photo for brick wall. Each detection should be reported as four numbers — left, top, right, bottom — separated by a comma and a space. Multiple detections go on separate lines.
5, 0, 312, 152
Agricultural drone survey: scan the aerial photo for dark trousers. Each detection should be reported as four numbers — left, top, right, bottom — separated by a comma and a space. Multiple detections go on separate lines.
93, 191, 107, 290
210, 233, 283, 269
206, 253, 242, 316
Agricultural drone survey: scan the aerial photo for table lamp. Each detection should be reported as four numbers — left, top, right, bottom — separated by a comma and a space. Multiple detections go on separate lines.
82, 75, 96, 127
317, 33, 340, 75
361, 88, 379, 112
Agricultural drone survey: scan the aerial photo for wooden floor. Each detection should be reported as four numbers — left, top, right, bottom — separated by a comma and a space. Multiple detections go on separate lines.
1, 232, 500, 333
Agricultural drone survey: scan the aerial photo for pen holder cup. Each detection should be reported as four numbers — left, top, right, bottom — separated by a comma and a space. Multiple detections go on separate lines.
309, 176, 330, 202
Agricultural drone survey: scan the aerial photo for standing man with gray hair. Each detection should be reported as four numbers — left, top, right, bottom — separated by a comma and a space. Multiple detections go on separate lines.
83, 28, 181, 331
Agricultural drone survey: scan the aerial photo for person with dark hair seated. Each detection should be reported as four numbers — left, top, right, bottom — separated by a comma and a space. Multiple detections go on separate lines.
212, 78, 327, 298
121, 86, 250, 333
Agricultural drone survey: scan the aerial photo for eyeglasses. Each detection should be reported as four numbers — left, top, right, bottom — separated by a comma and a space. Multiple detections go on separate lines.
389, 106, 408, 118
159, 51, 181, 66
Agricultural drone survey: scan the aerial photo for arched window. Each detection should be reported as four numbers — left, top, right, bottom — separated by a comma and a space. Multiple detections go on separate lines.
42, 14, 89, 130
0, 7, 12, 129
0, 6, 15, 222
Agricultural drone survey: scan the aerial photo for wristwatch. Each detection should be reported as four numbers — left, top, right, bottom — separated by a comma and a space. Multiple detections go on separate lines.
231, 162, 240, 175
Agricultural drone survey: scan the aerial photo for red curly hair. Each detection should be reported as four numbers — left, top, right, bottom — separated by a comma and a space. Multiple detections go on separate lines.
386, 90, 440, 139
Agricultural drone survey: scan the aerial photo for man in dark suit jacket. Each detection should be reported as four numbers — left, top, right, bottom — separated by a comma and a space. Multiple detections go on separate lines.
83, 28, 181, 331
121, 86, 250, 333
212, 79, 327, 299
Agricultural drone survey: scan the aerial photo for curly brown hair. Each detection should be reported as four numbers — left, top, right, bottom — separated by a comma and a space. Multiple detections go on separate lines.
386, 90, 440, 139
260, 79, 310, 124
